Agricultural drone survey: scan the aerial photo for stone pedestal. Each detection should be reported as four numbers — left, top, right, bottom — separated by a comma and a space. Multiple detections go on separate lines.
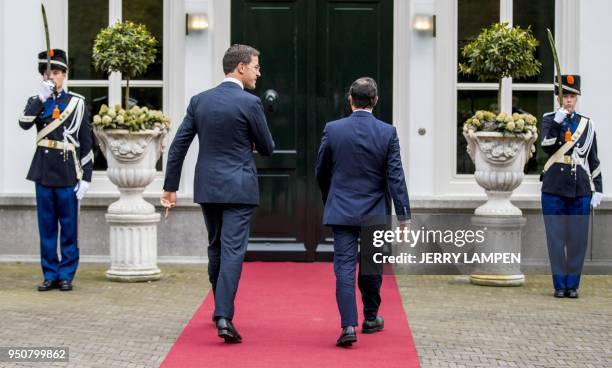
95, 129, 166, 282
469, 215, 526, 286
463, 130, 537, 286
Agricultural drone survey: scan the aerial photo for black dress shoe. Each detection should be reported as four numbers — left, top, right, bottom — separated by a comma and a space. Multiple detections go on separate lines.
554, 289, 566, 298
37, 280, 58, 291
59, 280, 73, 291
362, 315, 384, 334
565, 289, 578, 298
216, 317, 242, 344
336, 326, 357, 347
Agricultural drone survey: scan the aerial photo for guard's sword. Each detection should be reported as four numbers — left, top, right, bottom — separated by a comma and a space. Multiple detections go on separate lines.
41, 4, 51, 77
547, 28, 563, 104
41, 4, 57, 96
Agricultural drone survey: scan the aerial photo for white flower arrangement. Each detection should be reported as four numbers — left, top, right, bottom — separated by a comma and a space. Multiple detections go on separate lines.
463, 110, 537, 138
93, 104, 171, 132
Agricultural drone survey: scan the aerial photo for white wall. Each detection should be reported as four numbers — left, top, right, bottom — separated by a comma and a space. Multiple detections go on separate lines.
0, 0, 4, 193
405, 0, 436, 197
2, 0, 50, 195
580, 0, 611, 196
0, 0, 609, 200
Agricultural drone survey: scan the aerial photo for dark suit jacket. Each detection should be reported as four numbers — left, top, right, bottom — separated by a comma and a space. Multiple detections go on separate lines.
315, 110, 411, 226
163, 82, 274, 205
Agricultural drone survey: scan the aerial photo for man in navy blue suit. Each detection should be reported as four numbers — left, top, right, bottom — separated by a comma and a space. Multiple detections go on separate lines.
316, 77, 411, 347
161, 44, 274, 343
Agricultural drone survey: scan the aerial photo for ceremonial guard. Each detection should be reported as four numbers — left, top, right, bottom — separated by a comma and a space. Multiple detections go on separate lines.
540, 74, 603, 298
18, 49, 93, 291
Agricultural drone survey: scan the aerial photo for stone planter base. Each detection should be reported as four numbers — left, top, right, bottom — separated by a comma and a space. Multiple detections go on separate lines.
95, 129, 167, 283
469, 215, 526, 287
105, 212, 162, 282
469, 273, 525, 286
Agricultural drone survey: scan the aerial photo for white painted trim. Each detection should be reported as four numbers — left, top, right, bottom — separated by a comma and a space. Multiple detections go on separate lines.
555, 0, 580, 73
211, 0, 231, 84
120, 80, 164, 87
393, 0, 411, 187
66, 80, 110, 87
458, 83, 555, 91
500, 0, 513, 24
433, 0, 457, 195
435, 0, 576, 196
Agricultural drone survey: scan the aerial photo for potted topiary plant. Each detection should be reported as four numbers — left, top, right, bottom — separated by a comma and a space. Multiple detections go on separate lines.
91, 21, 170, 282
459, 22, 541, 216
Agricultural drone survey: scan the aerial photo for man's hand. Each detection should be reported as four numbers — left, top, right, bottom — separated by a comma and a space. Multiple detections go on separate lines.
399, 221, 411, 233
553, 107, 569, 123
39, 80, 55, 103
160, 191, 177, 219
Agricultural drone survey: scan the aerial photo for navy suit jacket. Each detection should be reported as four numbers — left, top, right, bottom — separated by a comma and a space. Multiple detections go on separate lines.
163, 82, 274, 205
315, 110, 411, 226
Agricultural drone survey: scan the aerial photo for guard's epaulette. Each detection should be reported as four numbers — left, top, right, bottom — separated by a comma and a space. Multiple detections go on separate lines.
68, 91, 85, 100
543, 111, 555, 117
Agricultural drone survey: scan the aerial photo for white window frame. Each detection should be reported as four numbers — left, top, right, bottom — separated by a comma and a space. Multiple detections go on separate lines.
434, 0, 579, 198
62, 0, 183, 195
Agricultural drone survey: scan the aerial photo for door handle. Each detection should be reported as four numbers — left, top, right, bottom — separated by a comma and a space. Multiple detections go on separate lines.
262, 89, 279, 113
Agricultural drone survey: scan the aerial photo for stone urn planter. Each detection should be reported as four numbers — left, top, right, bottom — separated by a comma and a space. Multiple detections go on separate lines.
94, 128, 167, 282
464, 131, 538, 216
463, 130, 537, 287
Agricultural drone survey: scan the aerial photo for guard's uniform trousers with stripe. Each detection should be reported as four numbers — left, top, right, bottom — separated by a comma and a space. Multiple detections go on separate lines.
19, 90, 93, 282
540, 111, 602, 291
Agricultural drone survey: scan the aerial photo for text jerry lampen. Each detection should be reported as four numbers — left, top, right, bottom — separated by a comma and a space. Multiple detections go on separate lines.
372, 252, 521, 264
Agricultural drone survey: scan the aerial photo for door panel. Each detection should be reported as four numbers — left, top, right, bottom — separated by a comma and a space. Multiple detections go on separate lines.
231, 0, 393, 261
314, 0, 394, 259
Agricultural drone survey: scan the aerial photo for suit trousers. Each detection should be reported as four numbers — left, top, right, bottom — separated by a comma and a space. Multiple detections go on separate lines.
541, 193, 591, 290
35, 183, 79, 282
201, 203, 254, 320
332, 225, 382, 328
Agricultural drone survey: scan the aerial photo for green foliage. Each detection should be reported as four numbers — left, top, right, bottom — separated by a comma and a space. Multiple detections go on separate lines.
93, 104, 171, 132
92, 21, 157, 79
459, 22, 542, 82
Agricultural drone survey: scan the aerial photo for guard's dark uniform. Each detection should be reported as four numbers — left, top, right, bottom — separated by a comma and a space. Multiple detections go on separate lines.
540, 75, 602, 294
18, 49, 93, 284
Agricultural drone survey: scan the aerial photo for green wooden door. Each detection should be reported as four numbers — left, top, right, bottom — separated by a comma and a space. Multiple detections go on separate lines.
232, 0, 393, 261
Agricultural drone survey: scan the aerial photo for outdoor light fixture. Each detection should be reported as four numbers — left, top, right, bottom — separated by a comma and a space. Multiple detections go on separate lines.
186, 13, 209, 35
413, 14, 435, 37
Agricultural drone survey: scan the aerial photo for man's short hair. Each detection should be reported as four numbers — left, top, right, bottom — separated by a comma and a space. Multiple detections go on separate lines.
349, 77, 378, 109
222, 44, 260, 75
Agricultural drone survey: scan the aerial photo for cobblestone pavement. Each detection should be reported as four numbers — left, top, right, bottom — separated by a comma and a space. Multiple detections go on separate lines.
1, 263, 611, 367
397, 274, 612, 368
0, 263, 209, 368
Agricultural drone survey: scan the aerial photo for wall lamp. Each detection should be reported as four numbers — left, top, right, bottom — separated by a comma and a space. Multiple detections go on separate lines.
186, 13, 209, 35
413, 14, 436, 37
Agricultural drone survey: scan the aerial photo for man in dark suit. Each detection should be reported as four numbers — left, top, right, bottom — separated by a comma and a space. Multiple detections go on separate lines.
161, 44, 274, 343
316, 77, 411, 347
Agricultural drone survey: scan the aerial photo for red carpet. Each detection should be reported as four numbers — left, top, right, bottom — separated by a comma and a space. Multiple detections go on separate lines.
161, 262, 420, 368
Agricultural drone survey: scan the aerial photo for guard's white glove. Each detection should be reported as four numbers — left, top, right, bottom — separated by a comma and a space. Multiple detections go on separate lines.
553, 107, 569, 123
38, 80, 55, 103
591, 192, 603, 208
74, 180, 90, 200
